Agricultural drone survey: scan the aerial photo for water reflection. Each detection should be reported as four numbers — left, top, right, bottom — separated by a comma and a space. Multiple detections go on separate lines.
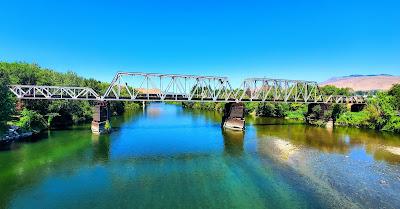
182, 108, 222, 124
253, 121, 400, 164
91, 134, 111, 163
222, 129, 244, 156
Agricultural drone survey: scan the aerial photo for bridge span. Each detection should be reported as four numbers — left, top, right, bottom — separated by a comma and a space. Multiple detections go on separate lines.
9, 71, 365, 104
8, 72, 366, 132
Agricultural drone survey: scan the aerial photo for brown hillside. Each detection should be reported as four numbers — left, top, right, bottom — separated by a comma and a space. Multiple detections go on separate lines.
320, 75, 400, 91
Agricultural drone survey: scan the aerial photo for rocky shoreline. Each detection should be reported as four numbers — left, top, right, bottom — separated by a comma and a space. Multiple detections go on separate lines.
0, 126, 34, 147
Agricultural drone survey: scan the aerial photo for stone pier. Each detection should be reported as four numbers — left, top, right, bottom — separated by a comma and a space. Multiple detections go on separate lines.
221, 103, 245, 131
91, 102, 110, 134
307, 103, 332, 129
307, 103, 331, 115
348, 103, 365, 112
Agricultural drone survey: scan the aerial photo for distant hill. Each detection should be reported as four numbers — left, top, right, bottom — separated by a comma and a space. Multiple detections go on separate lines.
320, 74, 400, 91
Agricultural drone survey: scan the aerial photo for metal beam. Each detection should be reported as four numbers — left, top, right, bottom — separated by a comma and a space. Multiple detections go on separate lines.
8, 72, 367, 104
9, 85, 100, 100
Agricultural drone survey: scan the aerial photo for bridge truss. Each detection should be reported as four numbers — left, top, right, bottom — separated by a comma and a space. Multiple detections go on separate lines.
9, 85, 100, 100
9, 72, 366, 104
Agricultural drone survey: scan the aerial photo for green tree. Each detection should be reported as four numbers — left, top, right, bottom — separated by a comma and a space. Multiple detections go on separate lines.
15, 109, 47, 132
320, 85, 352, 96
365, 92, 396, 130
331, 104, 347, 122
388, 84, 400, 111
0, 70, 15, 125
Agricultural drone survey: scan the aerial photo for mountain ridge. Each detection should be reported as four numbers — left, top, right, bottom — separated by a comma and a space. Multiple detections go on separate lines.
321, 74, 400, 91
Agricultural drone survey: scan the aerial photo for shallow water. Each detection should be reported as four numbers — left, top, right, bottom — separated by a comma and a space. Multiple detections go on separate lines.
0, 103, 399, 209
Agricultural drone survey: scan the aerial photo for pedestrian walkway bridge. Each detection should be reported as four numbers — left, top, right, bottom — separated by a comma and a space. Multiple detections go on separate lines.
9, 71, 366, 104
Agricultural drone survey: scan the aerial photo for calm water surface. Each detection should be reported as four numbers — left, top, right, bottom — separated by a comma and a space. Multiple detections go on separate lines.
1, 103, 400, 209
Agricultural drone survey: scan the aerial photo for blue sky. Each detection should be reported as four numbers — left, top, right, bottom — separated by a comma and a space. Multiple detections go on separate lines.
1, 0, 399, 85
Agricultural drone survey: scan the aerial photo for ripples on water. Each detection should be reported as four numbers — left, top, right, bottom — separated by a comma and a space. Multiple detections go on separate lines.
0, 103, 399, 209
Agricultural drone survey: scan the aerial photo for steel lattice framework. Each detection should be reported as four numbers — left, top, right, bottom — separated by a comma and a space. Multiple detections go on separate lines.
9, 72, 366, 104
9, 85, 100, 100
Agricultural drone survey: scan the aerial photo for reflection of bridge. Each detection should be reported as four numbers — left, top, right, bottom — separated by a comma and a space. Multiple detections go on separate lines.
9, 72, 365, 104
8, 72, 367, 133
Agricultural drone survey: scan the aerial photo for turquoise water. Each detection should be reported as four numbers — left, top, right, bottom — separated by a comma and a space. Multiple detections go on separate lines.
1, 103, 400, 209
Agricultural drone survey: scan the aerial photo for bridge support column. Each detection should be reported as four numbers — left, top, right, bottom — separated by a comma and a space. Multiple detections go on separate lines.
347, 103, 365, 112
221, 103, 245, 131
306, 103, 333, 129
307, 103, 331, 115
91, 102, 111, 134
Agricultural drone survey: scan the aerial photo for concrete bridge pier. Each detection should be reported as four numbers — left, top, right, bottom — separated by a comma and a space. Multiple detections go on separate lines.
348, 103, 365, 112
307, 103, 334, 129
91, 102, 111, 134
307, 103, 331, 115
221, 103, 245, 131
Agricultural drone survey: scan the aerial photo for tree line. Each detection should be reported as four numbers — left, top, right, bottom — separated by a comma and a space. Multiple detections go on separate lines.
0, 62, 140, 132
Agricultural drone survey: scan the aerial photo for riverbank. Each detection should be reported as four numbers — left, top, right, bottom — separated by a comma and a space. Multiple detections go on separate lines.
0, 126, 33, 146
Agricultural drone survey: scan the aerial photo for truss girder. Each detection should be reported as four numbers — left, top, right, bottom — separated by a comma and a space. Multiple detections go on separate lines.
9, 85, 100, 100
8, 72, 366, 104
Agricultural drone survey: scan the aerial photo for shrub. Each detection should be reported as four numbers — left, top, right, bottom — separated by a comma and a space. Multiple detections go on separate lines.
15, 108, 47, 132
331, 104, 347, 121
256, 103, 275, 116
104, 120, 111, 131
244, 103, 258, 113
382, 116, 400, 133
388, 84, 400, 111
335, 111, 370, 128
286, 110, 305, 120
364, 92, 396, 130
274, 104, 289, 118
124, 102, 141, 110
320, 85, 352, 96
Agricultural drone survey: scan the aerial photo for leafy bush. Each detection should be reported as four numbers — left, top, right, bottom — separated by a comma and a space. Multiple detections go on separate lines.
15, 109, 47, 132
244, 103, 258, 114
382, 117, 400, 133
336, 111, 370, 128
255, 103, 275, 116
364, 92, 396, 130
274, 104, 290, 117
286, 110, 305, 120
388, 84, 400, 111
320, 85, 352, 96
124, 102, 141, 110
335, 92, 400, 133
104, 120, 111, 131
331, 104, 347, 121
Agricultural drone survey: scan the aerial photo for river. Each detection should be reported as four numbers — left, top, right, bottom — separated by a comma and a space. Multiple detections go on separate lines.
0, 103, 400, 209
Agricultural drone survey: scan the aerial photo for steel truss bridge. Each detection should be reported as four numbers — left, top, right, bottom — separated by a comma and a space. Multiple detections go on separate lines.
9, 72, 366, 104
